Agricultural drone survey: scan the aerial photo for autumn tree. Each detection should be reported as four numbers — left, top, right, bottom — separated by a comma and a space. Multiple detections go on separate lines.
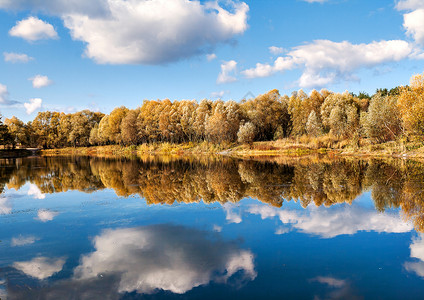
4, 116, 28, 147
306, 111, 323, 137
237, 122, 256, 146
361, 94, 402, 143
397, 73, 424, 137
0, 115, 12, 147
321, 92, 359, 138
241, 89, 290, 141
121, 109, 140, 145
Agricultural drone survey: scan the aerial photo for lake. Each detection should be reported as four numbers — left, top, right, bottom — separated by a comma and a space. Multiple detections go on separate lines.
0, 155, 423, 299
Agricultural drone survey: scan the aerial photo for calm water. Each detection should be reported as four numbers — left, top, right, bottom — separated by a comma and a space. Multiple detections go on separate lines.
0, 155, 424, 299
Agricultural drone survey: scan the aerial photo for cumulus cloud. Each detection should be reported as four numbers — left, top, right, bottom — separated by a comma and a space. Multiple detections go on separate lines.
403, 9, 424, 45
207, 53, 217, 61
13, 257, 65, 280
58, 0, 249, 64
248, 203, 413, 238
29, 75, 53, 89
3, 52, 33, 63
74, 225, 256, 294
242, 39, 413, 88
0, 197, 12, 215
36, 209, 58, 222
11, 235, 40, 247
28, 184, 45, 199
9, 16, 58, 41
24, 98, 42, 114
269, 46, 284, 55
217, 60, 238, 84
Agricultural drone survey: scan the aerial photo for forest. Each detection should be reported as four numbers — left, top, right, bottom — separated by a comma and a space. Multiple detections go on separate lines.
0, 73, 423, 150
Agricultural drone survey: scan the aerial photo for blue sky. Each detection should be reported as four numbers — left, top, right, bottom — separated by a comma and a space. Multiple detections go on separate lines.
0, 0, 423, 121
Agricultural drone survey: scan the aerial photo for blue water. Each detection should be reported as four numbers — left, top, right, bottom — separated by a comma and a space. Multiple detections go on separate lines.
0, 157, 423, 299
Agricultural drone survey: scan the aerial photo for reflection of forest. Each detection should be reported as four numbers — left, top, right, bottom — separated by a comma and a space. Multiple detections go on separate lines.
1, 156, 424, 230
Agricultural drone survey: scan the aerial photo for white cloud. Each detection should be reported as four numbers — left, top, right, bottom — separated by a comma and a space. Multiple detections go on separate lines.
0, 83, 10, 104
3, 52, 33, 63
36, 209, 58, 222
27, 184, 45, 199
269, 46, 284, 55
13, 257, 65, 280
207, 53, 217, 61
11, 235, 40, 247
0, 0, 108, 16
403, 9, 424, 45
396, 0, 424, 11
217, 60, 237, 84
211, 90, 226, 98
0, 197, 12, 215
0, 83, 19, 105
24, 98, 42, 114
60, 0, 248, 64
73, 225, 256, 294
397, 1, 424, 46
29, 75, 53, 89
242, 39, 413, 88
248, 203, 413, 238
9, 16, 58, 41
223, 203, 242, 224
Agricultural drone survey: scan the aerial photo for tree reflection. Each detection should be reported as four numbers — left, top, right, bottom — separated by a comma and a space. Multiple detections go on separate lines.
2, 155, 424, 231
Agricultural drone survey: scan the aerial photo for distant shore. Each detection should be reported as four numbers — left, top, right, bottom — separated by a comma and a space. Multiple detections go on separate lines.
38, 139, 424, 160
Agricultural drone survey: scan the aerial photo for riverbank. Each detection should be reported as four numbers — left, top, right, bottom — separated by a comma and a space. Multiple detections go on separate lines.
0, 149, 37, 158
39, 138, 424, 160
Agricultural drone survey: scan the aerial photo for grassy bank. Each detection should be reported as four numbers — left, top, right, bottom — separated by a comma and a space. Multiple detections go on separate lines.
41, 142, 234, 157
40, 136, 424, 160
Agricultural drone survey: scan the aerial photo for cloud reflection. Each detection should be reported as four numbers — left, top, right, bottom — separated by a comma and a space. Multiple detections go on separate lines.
0, 197, 12, 215
11, 235, 40, 247
249, 204, 413, 238
74, 225, 256, 294
5, 225, 256, 298
223, 203, 242, 224
27, 184, 45, 199
404, 234, 424, 277
13, 257, 65, 280
36, 209, 59, 222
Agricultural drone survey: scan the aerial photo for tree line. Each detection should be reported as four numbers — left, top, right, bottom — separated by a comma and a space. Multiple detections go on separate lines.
1, 73, 424, 148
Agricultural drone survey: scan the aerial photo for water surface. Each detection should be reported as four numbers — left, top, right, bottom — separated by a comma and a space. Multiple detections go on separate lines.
0, 155, 424, 299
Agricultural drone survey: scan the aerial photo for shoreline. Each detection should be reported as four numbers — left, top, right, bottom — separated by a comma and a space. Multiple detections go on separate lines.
36, 140, 424, 160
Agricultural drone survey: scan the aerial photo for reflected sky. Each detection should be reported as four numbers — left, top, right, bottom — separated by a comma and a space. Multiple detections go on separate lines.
0, 156, 424, 299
